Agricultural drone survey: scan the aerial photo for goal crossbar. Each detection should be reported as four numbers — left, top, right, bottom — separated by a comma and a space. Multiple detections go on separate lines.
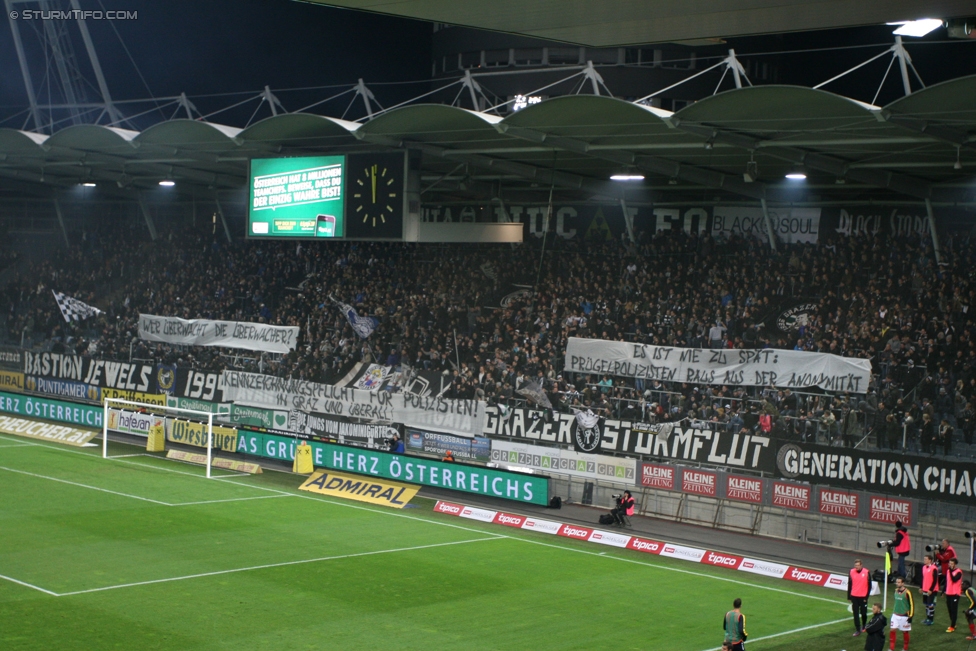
102, 397, 231, 478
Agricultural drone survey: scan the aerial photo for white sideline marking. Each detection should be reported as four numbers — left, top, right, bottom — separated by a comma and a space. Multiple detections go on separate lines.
697, 617, 850, 651
171, 495, 291, 506
0, 464, 290, 507
506, 535, 846, 605
0, 432, 855, 606
0, 465, 171, 505
56, 536, 503, 596
0, 442, 33, 449
0, 573, 60, 596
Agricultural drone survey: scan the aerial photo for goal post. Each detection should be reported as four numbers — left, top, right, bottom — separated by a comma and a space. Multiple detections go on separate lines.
102, 397, 229, 478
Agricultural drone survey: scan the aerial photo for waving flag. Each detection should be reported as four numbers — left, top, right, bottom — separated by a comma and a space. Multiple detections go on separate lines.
52, 290, 103, 322
334, 299, 377, 339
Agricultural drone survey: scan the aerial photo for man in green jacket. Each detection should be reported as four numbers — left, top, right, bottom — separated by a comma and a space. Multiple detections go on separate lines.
724, 598, 747, 651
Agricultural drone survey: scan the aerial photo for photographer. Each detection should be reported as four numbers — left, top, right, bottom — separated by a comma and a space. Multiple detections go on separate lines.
611, 490, 635, 526
934, 539, 957, 590
893, 521, 911, 579
387, 434, 404, 454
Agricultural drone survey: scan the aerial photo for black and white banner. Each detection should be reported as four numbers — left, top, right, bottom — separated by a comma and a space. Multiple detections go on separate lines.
565, 337, 872, 391
24, 352, 156, 392
288, 410, 399, 448
138, 315, 300, 353
154, 365, 225, 403
482, 406, 771, 467
768, 441, 976, 506
220, 371, 486, 438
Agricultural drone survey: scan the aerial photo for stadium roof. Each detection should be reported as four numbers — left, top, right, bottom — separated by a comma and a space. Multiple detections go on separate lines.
301, 0, 976, 47
0, 77, 974, 203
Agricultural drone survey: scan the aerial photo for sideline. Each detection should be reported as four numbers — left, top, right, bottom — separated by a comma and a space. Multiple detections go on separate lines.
0, 433, 850, 605
697, 617, 850, 651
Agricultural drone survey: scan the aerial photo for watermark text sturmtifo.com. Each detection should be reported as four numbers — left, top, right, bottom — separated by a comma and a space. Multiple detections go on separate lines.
9, 9, 137, 20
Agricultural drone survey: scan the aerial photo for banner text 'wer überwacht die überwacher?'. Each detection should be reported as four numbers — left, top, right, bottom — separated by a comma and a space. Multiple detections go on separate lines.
138, 315, 300, 354
565, 337, 871, 391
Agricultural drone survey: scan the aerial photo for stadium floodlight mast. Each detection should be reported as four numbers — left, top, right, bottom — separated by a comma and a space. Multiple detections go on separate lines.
102, 397, 229, 478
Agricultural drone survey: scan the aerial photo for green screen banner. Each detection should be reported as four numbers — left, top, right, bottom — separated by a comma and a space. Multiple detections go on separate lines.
236, 431, 548, 505
166, 396, 230, 415
0, 390, 102, 428
230, 404, 288, 430
249, 155, 346, 238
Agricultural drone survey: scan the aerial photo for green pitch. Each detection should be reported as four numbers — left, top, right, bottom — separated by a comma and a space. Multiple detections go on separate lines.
0, 433, 949, 651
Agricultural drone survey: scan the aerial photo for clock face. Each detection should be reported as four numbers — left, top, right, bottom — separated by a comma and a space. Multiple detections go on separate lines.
345, 152, 404, 239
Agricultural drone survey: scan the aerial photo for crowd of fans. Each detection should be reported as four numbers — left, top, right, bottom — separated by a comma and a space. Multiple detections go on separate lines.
3, 218, 976, 458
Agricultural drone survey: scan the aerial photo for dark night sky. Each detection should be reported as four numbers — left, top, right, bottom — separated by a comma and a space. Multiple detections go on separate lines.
0, 1, 973, 130
0, 0, 434, 128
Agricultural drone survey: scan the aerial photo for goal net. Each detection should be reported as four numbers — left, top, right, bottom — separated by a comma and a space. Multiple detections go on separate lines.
102, 397, 229, 478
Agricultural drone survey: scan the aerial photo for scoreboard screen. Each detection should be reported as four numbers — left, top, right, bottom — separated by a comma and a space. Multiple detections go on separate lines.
248, 155, 346, 238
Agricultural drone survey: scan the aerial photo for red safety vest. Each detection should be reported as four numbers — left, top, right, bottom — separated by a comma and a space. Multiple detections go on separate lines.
921, 563, 939, 593
946, 568, 963, 596
894, 530, 911, 554
849, 568, 870, 598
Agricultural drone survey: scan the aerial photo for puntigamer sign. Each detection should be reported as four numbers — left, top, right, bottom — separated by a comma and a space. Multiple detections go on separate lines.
235, 431, 548, 505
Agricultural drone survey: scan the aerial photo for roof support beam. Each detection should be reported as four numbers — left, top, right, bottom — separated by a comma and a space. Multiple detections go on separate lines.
357, 132, 623, 200
497, 123, 768, 201
672, 121, 933, 200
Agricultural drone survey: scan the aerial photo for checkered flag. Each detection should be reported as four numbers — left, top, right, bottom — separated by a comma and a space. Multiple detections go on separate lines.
52, 290, 103, 322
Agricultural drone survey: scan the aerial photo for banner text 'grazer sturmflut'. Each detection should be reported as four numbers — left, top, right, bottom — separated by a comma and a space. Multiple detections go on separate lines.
138, 315, 299, 354
565, 337, 872, 391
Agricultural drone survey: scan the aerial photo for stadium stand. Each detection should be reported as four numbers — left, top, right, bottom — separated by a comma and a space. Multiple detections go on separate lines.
3, 220, 975, 458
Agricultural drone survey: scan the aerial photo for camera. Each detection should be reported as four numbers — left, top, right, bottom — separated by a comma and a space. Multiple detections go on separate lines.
966, 532, 976, 539
612, 494, 622, 500
925, 543, 944, 553
877, 540, 894, 548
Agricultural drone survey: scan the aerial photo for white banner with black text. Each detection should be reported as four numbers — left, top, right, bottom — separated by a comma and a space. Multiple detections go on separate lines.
564, 337, 872, 391
138, 315, 299, 353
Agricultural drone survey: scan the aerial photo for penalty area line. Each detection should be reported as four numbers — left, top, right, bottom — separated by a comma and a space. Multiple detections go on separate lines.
0, 573, 60, 597
57, 535, 505, 596
697, 617, 850, 651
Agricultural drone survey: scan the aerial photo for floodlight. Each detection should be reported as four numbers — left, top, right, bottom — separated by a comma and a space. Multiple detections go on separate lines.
158, 180, 175, 187
888, 19, 942, 37
785, 172, 807, 180
610, 174, 645, 181
81, 182, 96, 187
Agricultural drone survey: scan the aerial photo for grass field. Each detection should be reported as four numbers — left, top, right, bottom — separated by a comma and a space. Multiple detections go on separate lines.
0, 432, 964, 651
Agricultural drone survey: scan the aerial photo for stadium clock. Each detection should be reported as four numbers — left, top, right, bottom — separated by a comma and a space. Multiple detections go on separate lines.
344, 152, 405, 239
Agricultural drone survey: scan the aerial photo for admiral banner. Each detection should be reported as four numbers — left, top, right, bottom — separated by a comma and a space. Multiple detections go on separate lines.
221, 371, 486, 438
0, 370, 23, 392
490, 439, 636, 482
565, 337, 872, 391
24, 352, 156, 392
138, 315, 299, 354
484, 406, 772, 468
771, 440, 976, 506
299, 469, 419, 509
